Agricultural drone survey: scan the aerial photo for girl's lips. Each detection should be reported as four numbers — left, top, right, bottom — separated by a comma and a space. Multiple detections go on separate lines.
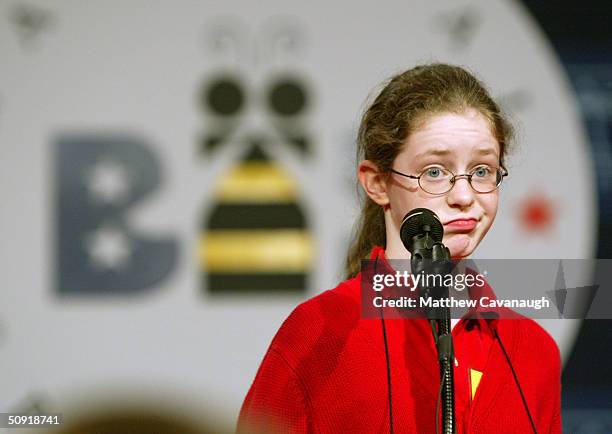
444, 218, 477, 232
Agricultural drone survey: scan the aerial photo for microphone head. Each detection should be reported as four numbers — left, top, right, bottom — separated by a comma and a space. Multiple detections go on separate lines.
400, 208, 444, 253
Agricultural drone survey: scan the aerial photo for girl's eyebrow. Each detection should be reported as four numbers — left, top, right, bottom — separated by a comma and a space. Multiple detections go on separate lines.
475, 148, 498, 156
414, 146, 498, 159
414, 148, 451, 159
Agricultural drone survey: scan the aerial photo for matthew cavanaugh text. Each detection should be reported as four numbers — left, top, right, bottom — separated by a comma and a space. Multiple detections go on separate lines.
372, 296, 550, 310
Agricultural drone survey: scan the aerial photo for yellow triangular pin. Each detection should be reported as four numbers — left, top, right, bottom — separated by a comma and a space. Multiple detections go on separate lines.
470, 369, 483, 400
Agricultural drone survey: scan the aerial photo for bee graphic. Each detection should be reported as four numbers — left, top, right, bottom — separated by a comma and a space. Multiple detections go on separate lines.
198, 18, 314, 293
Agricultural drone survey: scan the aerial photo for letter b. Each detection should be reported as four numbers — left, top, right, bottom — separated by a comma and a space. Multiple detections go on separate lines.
55, 135, 177, 295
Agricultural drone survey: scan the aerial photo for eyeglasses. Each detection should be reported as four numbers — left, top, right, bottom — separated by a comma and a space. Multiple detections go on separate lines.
389, 165, 508, 195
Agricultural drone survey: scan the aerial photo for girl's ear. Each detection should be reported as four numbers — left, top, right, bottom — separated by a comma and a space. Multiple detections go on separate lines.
357, 160, 390, 206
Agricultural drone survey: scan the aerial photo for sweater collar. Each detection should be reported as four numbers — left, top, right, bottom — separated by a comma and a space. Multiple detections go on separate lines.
368, 245, 500, 333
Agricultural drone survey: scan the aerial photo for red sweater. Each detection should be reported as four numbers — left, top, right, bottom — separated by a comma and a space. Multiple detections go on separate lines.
238, 246, 562, 433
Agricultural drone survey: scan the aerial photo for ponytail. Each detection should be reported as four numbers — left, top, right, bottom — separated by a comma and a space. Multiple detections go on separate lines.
345, 197, 386, 279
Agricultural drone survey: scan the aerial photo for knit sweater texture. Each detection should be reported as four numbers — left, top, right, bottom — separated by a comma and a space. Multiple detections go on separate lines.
238, 246, 562, 433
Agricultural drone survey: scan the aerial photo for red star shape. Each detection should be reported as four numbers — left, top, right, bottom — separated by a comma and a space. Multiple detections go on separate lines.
517, 192, 557, 233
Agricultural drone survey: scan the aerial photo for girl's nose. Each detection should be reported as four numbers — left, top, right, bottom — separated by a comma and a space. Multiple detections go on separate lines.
445, 176, 475, 209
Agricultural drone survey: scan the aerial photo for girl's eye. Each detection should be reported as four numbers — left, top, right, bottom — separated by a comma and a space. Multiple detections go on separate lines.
425, 167, 442, 178
473, 166, 491, 177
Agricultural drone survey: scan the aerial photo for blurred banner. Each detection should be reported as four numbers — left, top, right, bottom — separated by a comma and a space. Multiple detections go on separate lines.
0, 0, 597, 430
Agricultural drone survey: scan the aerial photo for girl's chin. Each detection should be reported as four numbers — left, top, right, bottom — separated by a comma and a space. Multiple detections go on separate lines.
445, 236, 473, 259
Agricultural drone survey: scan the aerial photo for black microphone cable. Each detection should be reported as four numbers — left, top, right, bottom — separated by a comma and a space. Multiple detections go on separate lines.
493, 327, 538, 434
380, 308, 394, 434
436, 371, 446, 434
375, 255, 395, 434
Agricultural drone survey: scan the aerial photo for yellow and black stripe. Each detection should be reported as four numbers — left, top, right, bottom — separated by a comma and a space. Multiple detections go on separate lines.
201, 145, 313, 292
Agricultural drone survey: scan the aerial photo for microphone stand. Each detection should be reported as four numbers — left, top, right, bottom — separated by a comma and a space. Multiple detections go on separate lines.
410, 225, 456, 434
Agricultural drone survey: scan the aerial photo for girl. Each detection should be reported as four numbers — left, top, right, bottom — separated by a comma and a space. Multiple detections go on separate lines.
237, 63, 561, 434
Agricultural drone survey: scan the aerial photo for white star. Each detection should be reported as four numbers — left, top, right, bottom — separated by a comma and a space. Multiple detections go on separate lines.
87, 159, 129, 204
86, 225, 131, 270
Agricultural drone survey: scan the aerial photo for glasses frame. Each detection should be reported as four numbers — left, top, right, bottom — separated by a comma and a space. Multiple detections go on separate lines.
389, 165, 509, 195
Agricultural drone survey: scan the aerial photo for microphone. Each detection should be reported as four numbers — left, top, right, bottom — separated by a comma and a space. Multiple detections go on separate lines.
399, 207, 452, 302
400, 208, 446, 260
401, 208, 456, 434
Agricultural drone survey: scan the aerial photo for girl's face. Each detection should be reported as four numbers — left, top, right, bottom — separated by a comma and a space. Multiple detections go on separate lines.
383, 109, 501, 259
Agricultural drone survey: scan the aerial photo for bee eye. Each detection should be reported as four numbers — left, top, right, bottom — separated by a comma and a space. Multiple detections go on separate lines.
202, 77, 244, 116
268, 79, 308, 116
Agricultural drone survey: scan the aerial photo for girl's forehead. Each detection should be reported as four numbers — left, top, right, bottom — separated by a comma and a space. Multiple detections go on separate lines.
403, 110, 500, 158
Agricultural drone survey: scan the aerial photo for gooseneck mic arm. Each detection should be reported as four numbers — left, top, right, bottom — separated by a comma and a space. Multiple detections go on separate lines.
400, 208, 456, 434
